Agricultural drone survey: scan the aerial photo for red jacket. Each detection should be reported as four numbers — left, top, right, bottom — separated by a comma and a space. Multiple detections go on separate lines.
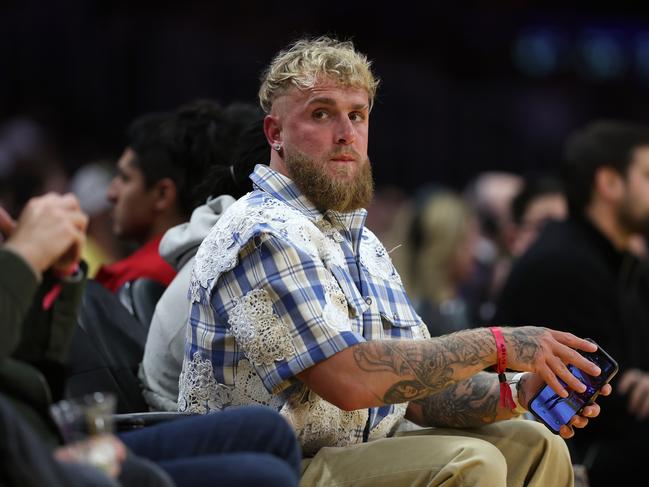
95, 234, 176, 292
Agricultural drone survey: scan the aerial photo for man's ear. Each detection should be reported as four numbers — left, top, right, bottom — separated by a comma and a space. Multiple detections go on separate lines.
264, 114, 282, 148
595, 167, 624, 203
153, 178, 178, 211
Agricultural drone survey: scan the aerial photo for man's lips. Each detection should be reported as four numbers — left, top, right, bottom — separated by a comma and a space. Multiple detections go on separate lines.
330, 155, 357, 162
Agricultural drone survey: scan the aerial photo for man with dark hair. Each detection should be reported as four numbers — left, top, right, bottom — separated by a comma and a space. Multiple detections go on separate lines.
96, 101, 227, 292
495, 120, 649, 486
140, 103, 267, 411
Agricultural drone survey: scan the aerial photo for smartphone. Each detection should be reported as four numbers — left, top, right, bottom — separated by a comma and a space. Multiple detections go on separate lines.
528, 340, 618, 434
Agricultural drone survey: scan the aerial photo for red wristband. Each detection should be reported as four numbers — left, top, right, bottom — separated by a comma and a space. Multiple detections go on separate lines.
490, 326, 516, 410
42, 262, 80, 311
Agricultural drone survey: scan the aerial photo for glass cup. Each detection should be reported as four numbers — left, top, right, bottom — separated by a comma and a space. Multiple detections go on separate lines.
50, 391, 116, 442
50, 392, 120, 475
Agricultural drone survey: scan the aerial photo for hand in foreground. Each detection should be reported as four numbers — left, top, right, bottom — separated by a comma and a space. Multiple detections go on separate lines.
517, 372, 612, 439
617, 368, 649, 420
2, 193, 88, 275
54, 433, 126, 479
503, 327, 601, 400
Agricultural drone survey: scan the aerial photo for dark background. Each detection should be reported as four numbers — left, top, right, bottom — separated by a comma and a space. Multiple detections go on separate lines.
3, 1, 649, 193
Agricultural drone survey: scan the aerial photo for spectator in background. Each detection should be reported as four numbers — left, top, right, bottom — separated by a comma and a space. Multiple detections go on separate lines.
140, 103, 267, 411
495, 120, 649, 486
405, 189, 479, 337
96, 101, 228, 293
510, 175, 567, 257
460, 171, 523, 324
70, 161, 124, 277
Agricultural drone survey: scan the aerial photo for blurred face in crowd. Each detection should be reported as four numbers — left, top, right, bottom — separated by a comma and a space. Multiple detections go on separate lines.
617, 146, 649, 235
268, 78, 374, 212
106, 148, 158, 242
512, 193, 567, 257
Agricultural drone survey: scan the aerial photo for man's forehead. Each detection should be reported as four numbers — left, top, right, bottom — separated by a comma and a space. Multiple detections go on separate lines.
274, 81, 370, 112
118, 147, 138, 170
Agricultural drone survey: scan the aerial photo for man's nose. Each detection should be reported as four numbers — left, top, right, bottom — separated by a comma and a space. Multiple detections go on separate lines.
335, 116, 356, 145
106, 178, 119, 203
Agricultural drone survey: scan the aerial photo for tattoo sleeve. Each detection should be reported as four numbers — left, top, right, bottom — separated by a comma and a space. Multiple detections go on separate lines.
352, 329, 497, 404
411, 372, 502, 428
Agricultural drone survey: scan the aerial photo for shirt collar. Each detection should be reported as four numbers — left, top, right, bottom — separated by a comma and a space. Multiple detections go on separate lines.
250, 164, 368, 246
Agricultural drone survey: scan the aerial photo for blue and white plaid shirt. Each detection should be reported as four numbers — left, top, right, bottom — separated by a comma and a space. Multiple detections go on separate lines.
178, 164, 430, 455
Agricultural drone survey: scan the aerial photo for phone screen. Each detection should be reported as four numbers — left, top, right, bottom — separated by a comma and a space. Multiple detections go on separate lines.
529, 346, 618, 434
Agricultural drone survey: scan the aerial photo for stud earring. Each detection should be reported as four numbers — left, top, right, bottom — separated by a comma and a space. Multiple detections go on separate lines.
273, 143, 281, 152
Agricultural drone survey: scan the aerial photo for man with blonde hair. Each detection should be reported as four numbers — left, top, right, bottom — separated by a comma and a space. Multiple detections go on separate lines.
179, 37, 609, 486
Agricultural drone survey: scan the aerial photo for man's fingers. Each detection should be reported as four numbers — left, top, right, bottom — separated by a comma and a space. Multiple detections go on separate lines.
599, 383, 612, 397
548, 355, 588, 394
552, 331, 598, 353
559, 424, 575, 439
617, 369, 641, 394
580, 403, 600, 418
569, 415, 589, 429
53, 192, 81, 211
628, 380, 649, 417
0, 206, 16, 238
568, 352, 601, 378
540, 366, 569, 398
637, 391, 649, 419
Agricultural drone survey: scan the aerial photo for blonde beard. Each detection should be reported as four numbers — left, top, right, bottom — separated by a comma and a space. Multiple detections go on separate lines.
284, 149, 374, 213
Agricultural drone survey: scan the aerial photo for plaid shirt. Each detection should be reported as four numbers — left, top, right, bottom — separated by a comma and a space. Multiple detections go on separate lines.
178, 164, 429, 455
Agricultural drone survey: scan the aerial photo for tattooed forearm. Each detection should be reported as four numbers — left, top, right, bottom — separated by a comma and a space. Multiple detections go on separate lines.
352, 329, 498, 404
411, 372, 501, 428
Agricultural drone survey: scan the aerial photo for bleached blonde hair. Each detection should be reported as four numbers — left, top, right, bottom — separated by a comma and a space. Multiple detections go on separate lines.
258, 36, 379, 114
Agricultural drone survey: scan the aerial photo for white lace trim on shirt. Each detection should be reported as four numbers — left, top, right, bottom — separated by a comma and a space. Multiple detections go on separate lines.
190, 197, 347, 303
368, 403, 409, 441
228, 289, 295, 366
280, 388, 369, 457
322, 277, 351, 332
359, 232, 402, 284
178, 354, 283, 414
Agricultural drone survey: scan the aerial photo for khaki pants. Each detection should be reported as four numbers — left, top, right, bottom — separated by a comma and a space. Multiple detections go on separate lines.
300, 419, 573, 487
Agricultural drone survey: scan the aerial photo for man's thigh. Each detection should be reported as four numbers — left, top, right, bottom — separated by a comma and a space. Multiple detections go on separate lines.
398, 419, 573, 487
300, 420, 572, 487
300, 432, 506, 487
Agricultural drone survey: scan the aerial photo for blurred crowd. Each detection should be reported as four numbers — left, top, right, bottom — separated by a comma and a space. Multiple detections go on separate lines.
3, 43, 649, 485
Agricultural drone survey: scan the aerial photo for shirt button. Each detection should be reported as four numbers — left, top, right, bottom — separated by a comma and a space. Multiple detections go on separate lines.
365, 296, 372, 305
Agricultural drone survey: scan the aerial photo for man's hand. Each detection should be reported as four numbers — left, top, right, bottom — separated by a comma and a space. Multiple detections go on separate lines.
54, 434, 126, 479
617, 368, 649, 419
517, 372, 612, 439
503, 327, 600, 399
2, 193, 88, 275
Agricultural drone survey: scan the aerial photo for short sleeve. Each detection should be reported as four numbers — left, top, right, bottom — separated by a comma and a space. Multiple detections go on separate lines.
210, 233, 366, 393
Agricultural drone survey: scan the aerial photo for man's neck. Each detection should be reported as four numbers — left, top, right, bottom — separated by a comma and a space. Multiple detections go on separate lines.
585, 202, 631, 251
136, 213, 185, 247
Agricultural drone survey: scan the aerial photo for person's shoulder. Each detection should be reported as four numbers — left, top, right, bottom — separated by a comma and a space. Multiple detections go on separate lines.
202, 190, 309, 245
515, 220, 592, 269
193, 192, 323, 284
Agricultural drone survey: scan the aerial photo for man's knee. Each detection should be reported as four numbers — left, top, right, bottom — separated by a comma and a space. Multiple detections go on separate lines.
511, 419, 571, 462
448, 439, 508, 484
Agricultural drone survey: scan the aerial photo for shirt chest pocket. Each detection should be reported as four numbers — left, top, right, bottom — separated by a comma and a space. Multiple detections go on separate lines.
328, 265, 424, 340
327, 266, 369, 332
374, 286, 423, 339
